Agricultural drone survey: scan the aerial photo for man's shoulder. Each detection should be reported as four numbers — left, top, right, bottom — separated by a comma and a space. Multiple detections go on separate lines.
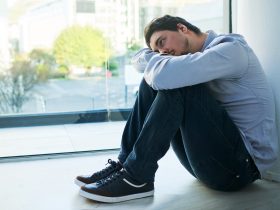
207, 32, 247, 48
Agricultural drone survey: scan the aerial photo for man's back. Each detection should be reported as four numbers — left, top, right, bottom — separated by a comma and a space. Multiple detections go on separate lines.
206, 33, 278, 176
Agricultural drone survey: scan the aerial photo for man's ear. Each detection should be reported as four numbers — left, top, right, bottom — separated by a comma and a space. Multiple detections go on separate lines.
176, 23, 188, 32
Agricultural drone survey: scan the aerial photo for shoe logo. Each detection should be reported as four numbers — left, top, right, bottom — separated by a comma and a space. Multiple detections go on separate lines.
123, 178, 147, 188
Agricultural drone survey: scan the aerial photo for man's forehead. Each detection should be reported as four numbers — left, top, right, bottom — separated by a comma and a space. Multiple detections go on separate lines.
150, 31, 163, 49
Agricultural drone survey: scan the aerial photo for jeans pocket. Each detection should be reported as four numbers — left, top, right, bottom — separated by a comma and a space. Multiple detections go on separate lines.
194, 154, 260, 192
245, 156, 261, 181
227, 156, 260, 191
195, 157, 240, 191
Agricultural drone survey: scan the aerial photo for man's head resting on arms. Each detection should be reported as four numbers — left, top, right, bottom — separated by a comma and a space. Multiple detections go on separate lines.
144, 14, 207, 55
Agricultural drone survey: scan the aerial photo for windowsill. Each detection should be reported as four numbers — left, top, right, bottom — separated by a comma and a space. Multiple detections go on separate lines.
0, 121, 125, 158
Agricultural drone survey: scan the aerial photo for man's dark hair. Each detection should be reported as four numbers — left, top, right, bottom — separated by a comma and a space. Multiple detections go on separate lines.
144, 15, 202, 48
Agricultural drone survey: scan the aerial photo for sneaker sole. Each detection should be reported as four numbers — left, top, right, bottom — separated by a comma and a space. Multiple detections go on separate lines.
79, 189, 154, 203
75, 179, 86, 187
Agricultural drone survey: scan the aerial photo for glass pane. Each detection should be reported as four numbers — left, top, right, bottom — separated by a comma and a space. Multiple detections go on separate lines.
1, 0, 225, 116
0, 0, 226, 157
107, 0, 225, 109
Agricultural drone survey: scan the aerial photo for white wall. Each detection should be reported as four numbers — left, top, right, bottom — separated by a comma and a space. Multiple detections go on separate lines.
233, 0, 280, 182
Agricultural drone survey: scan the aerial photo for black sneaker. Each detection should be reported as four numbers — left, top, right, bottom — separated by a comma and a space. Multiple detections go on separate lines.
79, 169, 154, 203
75, 159, 122, 187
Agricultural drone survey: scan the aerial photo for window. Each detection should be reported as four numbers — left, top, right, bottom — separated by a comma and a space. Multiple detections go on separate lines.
0, 0, 228, 157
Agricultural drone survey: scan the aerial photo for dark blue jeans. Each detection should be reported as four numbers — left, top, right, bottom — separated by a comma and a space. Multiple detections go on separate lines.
118, 79, 260, 191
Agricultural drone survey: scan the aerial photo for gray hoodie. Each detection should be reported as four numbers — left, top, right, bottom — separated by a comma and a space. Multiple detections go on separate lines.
131, 30, 278, 176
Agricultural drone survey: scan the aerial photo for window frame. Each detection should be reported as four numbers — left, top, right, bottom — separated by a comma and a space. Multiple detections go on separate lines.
0, 108, 131, 128
1, 0, 231, 129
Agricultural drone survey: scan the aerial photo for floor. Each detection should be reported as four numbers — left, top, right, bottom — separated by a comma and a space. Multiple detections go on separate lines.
0, 150, 280, 210
0, 122, 280, 210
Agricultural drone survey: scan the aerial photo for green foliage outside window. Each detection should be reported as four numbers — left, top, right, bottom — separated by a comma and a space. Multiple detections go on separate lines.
53, 25, 109, 70
29, 49, 57, 81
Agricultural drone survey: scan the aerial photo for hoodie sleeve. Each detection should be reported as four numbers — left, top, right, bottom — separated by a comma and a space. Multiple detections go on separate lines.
131, 48, 158, 73
144, 41, 249, 90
